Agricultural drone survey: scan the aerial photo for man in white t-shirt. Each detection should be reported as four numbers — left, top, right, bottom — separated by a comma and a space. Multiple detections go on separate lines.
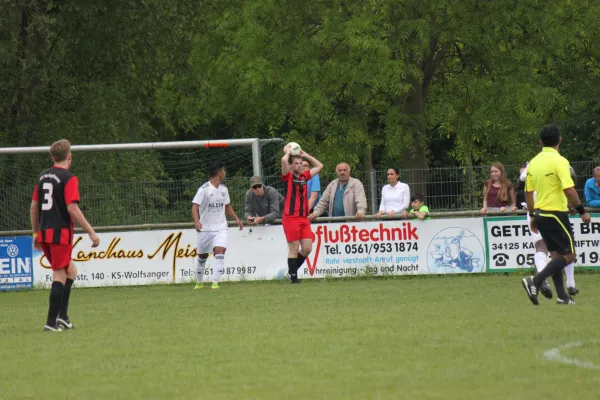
520, 163, 578, 298
192, 162, 243, 289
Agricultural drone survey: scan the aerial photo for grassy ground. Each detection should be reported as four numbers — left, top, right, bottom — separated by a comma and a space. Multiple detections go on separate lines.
1, 274, 600, 399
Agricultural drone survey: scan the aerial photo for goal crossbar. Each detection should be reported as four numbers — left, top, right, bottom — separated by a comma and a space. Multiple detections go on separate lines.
0, 138, 271, 177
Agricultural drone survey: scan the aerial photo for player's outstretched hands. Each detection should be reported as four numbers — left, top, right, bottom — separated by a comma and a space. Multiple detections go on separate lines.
90, 232, 100, 248
195, 221, 202, 232
236, 218, 244, 231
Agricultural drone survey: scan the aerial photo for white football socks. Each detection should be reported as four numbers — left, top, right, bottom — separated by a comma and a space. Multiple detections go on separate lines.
213, 254, 225, 283
564, 262, 576, 288
195, 257, 206, 283
533, 252, 547, 273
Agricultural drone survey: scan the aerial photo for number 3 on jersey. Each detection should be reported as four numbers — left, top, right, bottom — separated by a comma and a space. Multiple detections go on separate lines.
41, 182, 54, 210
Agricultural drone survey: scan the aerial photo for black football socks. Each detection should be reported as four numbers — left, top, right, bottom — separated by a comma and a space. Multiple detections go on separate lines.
46, 281, 64, 327
287, 258, 298, 282
297, 254, 306, 270
59, 278, 74, 320
533, 256, 567, 288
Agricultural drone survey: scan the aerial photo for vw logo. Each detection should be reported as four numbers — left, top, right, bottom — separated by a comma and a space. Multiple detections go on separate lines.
7, 244, 19, 257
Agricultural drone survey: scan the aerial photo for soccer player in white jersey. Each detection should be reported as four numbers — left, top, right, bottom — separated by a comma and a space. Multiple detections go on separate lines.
192, 162, 243, 289
520, 163, 578, 298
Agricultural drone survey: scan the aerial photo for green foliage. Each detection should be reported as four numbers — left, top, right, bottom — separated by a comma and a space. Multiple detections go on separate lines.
2, 0, 600, 226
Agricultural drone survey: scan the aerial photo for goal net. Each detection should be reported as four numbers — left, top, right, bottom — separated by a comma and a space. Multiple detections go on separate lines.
0, 139, 284, 232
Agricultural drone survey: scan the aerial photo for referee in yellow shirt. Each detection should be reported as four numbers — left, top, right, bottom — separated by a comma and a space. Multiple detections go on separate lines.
521, 125, 591, 305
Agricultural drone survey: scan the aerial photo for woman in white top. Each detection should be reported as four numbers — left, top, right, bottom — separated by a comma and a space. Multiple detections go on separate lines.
376, 168, 410, 218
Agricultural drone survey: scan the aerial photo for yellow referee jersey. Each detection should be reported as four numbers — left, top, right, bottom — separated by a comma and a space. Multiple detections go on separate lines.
525, 147, 574, 211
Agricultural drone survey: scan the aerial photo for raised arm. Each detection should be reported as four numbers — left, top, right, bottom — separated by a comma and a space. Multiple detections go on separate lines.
281, 147, 291, 176
301, 151, 323, 177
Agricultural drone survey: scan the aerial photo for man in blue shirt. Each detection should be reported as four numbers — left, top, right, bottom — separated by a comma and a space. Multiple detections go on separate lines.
302, 160, 321, 212
584, 166, 600, 207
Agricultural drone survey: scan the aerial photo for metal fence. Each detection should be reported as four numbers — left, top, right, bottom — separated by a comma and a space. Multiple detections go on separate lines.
312, 161, 596, 214
1, 161, 595, 232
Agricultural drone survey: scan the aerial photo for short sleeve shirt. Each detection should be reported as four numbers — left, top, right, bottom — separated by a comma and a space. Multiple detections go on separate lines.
525, 147, 573, 211
409, 205, 430, 219
192, 182, 230, 231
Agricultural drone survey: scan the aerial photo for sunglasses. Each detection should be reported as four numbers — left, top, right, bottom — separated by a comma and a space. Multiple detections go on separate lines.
251, 184, 263, 189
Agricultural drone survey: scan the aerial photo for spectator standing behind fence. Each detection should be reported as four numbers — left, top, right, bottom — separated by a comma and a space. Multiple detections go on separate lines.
309, 163, 368, 221
244, 176, 285, 225
405, 193, 430, 220
302, 160, 321, 212
516, 162, 529, 209
480, 162, 517, 214
584, 166, 600, 207
376, 168, 410, 218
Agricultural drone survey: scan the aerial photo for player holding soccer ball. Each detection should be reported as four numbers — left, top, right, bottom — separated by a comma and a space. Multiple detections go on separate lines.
281, 143, 323, 283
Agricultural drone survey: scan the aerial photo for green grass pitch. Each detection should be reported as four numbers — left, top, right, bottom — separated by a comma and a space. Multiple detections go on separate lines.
1, 275, 600, 399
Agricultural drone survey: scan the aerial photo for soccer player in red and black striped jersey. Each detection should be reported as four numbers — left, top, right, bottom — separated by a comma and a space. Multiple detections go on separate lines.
30, 139, 100, 331
281, 145, 323, 283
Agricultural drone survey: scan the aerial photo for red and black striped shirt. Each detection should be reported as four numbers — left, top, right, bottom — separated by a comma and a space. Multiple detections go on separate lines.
282, 171, 311, 217
32, 166, 80, 245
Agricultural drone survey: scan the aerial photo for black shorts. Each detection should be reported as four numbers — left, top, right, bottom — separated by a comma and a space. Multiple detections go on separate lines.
534, 210, 575, 254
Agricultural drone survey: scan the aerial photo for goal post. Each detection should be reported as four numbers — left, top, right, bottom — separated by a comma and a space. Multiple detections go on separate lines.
0, 138, 284, 233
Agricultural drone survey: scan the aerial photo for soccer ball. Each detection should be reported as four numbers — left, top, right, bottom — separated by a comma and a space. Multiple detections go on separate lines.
286, 142, 302, 155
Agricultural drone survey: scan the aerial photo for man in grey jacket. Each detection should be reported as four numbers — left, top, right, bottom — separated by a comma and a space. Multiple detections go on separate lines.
244, 176, 285, 225
308, 163, 368, 221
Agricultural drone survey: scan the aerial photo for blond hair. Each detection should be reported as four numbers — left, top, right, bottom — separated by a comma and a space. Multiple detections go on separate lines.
50, 139, 71, 162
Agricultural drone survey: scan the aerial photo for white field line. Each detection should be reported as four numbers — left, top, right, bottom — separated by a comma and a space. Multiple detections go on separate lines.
543, 340, 600, 370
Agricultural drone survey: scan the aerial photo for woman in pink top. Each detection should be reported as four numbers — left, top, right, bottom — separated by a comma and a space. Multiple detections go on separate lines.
480, 162, 516, 214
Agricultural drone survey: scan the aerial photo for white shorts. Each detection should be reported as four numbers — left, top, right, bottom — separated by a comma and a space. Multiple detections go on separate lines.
527, 213, 543, 244
196, 230, 228, 254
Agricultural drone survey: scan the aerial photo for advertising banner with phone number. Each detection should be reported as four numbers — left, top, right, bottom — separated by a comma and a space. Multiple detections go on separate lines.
484, 214, 600, 272
31, 217, 488, 288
